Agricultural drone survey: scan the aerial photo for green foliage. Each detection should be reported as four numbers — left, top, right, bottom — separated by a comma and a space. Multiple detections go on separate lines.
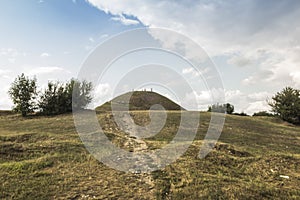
208, 103, 234, 114
253, 111, 274, 117
69, 79, 93, 110
38, 82, 69, 115
39, 79, 92, 115
268, 87, 300, 124
233, 112, 248, 116
8, 73, 37, 117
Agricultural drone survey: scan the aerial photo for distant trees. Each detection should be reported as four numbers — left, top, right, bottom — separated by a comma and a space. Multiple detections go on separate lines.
8, 73, 37, 117
208, 103, 234, 114
233, 112, 248, 116
253, 111, 274, 117
268, 87, 300, 124
9, 74, 93, 116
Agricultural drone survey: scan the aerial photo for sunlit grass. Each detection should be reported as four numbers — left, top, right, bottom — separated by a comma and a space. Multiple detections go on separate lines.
0, 111, 299, 199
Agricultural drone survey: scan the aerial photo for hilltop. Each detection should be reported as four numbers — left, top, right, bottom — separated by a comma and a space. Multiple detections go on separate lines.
96, 91, 185, 112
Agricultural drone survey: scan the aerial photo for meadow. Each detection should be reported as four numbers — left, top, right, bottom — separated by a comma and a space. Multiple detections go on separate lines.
0, 111, 299, 199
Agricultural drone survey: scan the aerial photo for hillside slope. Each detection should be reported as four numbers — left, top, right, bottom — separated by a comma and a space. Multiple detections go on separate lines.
96, 91, 185, 111
0, 112, 299, 199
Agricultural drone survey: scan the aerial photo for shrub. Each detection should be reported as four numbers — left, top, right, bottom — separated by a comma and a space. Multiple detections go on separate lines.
253, 111, 274, 117
208, 103, 234, 114
268, 87, 300, 124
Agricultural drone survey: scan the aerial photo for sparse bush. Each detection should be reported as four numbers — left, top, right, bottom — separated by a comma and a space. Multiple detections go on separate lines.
268, 87, 300, 124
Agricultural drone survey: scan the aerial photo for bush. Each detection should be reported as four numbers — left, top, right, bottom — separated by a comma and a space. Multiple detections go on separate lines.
268, 87, 300, 124
233, 112, 248, 116
253, 111, 274, 117
208, 103, 234, 114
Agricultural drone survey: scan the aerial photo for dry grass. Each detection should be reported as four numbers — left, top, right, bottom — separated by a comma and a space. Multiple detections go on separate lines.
0, 111, 299, 199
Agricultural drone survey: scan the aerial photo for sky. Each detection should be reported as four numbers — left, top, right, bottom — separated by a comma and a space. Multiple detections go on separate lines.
1, 0, 300, 114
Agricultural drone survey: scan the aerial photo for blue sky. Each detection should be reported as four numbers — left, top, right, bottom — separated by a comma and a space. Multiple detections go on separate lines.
1, 0, 300, 114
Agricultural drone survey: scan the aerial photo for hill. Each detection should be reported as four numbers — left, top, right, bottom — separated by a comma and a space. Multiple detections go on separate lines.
96, 91, 184, 112
0, 111, 299, 199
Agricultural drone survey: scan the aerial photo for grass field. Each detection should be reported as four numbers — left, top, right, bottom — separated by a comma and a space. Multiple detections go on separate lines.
0, 111, 299, 199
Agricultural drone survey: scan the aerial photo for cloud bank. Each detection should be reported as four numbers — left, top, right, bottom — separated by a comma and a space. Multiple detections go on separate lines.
86, 0, 300, 113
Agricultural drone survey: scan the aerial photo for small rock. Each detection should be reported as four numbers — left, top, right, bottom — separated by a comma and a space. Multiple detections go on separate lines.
279, 175, 289, 179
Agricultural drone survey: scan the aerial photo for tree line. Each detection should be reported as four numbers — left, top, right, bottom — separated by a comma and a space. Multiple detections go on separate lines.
8, 73, 92, 117
7, 74, 300, 125
208, 87, 300, 125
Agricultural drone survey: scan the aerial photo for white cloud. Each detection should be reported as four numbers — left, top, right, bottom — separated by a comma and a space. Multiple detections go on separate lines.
227, 55, 252, 67
0, 69, 12, 79
182, 67, 200, 77
290, 71, 300, 88
111, 14, 140, 26
87, 0, 300, 89
182, 67, 210, 78
92, 83, 113, 108
40, 53, 50, 58
89, 37, 95, 43
27, 66, 70, 76
247, 91, 272, 101
84, 1, 300, 113
63, 51, 70, 55
100, 34, 109, 38
244, 101, 270, 115
0, 48, 25, 63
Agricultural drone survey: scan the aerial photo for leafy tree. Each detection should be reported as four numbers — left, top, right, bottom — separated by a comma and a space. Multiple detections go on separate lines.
39, 79, 92, 115
8, 73, 37, 117
69, 79, 93, 110
39, 82, 67, 115
268, 87, 300, 124
208, 103, 234, 114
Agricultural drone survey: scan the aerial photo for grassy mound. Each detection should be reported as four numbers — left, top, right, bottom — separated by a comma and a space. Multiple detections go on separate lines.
96, 91, 184, 112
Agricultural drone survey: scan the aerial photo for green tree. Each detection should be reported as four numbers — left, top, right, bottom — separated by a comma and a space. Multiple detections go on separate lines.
208, 103, 234, 114
8, 73, 37, 117
268, 87, 300, 124
69, 79, 93, 111
39, 79, 92, 115
39, 81, 67, 115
